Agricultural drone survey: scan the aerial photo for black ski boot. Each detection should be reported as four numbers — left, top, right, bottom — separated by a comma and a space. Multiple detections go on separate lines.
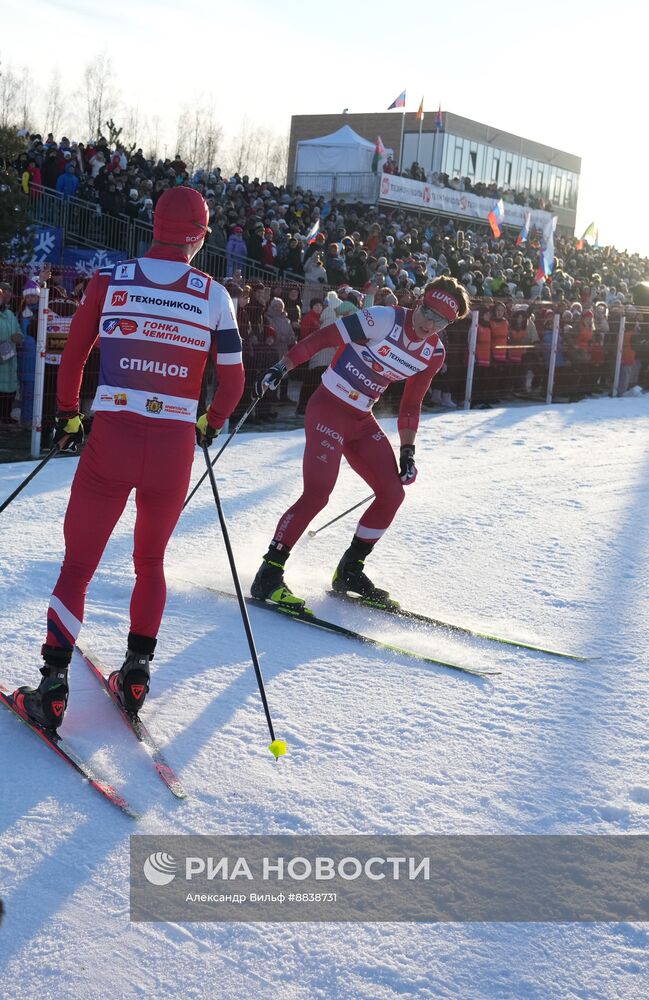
332, 537, 391, 604
108, 633, 155, 714
13, 645, 71, 730
251, 541, 306, 609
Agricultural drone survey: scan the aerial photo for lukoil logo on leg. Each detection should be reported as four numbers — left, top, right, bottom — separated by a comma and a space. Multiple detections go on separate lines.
143, 852, 177, 885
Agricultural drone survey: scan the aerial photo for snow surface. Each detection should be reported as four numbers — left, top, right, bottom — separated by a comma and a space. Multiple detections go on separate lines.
1, 397, 648, 1000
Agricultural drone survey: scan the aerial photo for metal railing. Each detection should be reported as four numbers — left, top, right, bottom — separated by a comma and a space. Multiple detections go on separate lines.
28, 189, 304, 285
293, 172, 380, 201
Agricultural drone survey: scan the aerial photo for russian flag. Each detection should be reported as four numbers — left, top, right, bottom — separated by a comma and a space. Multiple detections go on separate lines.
488, 199, 504, 238
516, 212, 531, 246
305, 218, 320, 242
434, 104, 443, 130
388, 90, 406, 110
536, 215, 557, 280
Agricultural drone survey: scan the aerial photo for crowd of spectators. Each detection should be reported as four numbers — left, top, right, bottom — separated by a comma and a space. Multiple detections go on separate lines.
3, 128, 648, 432
383, 156, 557, 211
382, 154, 557, 211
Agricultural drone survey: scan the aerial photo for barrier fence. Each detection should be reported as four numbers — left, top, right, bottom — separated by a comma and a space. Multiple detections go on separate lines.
29, 188, 302, 285
0, 265, 647, 462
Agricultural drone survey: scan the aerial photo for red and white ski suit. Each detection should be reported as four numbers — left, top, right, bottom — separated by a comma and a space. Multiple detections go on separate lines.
45, 247, 244, 651
272, 304, 445, 549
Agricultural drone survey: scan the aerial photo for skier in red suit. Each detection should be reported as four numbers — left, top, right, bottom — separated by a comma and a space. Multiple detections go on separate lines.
15, 187, 244, 729
250, 276, 470, 608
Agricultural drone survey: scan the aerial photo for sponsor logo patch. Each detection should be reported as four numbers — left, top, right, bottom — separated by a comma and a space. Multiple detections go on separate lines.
145, 397, 164, 414
360, 349, 385, 373
102, 317, 138, 336
113, 393, 128, 406
115, 263, 136, 281
111, 291, 128, 307
188, 274, 207, 292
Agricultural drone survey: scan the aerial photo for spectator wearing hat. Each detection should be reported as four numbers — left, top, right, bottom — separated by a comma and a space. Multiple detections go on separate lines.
283, 287, 302, 341
124, 189, 141, 221
303, 251, 327, 309
489, 301, 510, 397
252, 326, 280, 424
261, 228, 277, 270
324, 243, 348, 286
18, 279, 41, 426
0, 283, 23, 426
264, 298, 295, 401
246, 221, 265, 267
226, 226, 248, 278
468, 303, 493, 407
619, 316, 641, 395
279, 235, 304, 278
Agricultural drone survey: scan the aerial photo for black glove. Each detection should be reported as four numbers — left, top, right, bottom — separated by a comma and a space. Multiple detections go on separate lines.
399, 444, 417, 485
195, 413, 221, 447
254, 359, 288, 399
53, 413, 84, 452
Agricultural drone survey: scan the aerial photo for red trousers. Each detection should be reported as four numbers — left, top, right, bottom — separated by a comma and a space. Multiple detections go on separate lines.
273, 386, 405, 549
46, 412, 194, 650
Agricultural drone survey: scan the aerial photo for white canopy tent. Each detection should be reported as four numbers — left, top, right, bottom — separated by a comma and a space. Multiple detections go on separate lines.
294, 125, 392, 175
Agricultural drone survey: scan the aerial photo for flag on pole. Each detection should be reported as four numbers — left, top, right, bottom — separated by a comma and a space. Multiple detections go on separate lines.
488, 199, 505, 238
576, 221, 597, 250
538, 215, 557, 278
371, 135, 386, 174
388, 90, 406, 110
515, 212, 531, 246
434, 104, 443, 130
416, 97, 424, 121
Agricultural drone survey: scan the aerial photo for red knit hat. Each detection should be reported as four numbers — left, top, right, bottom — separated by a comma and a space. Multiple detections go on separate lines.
153, 187, 210, 245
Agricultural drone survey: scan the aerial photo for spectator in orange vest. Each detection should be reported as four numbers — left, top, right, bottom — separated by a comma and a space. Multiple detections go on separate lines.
489, 301, 510, 397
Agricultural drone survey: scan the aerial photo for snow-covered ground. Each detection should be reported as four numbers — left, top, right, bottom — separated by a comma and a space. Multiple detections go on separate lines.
1, 397, 648, 1000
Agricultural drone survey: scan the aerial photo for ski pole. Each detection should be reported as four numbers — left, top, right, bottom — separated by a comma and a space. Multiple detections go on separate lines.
201, 444, 286, 762
307, 493, 375, 537
0, 436, 70, 515
183, 397, 259, 511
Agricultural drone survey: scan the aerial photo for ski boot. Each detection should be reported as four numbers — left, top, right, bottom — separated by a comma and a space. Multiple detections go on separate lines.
13, 646, 71, 731
251, 541, 306, 610
108, 634, 155, 714
331, 539, 392, 606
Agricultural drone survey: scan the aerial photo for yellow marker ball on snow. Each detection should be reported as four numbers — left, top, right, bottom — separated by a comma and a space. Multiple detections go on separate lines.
269, 739, 287, 761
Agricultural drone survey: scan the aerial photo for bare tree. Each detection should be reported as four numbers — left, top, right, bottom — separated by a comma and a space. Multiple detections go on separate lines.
144, 114, 161, 161
14, 65, 35, 132
224, 122, 288, 182
175, 108, 190, 163
0, 62, 19, 129
175, 100, 223, 174
122, 104, 140, 150
227, 118, 255, 176
82, 54, 118, 141
267, 130, 290, 185
44, 68, 66, 139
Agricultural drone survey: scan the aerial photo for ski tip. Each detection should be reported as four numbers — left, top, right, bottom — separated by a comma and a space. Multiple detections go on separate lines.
269, 739, 287, 761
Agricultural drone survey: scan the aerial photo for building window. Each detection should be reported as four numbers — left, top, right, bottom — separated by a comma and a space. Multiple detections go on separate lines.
505, 159, 512, 185
554, 173, 562, 200
492, 157, 500, 182
468, 150, 477, 175
564, 177, 573, 206
525, 165, 532, 189
453, 142, 463, 174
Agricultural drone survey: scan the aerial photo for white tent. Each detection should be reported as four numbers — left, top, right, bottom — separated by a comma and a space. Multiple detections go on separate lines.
295, 125, 392, 175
